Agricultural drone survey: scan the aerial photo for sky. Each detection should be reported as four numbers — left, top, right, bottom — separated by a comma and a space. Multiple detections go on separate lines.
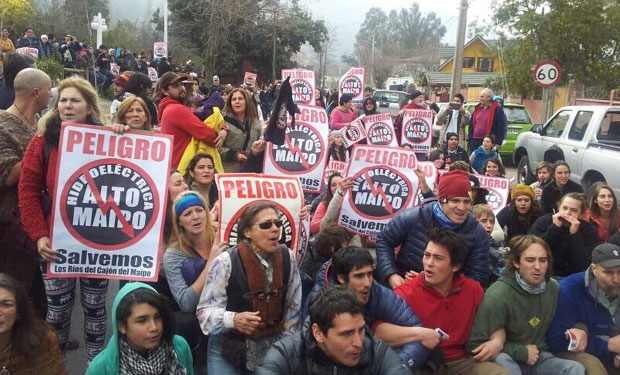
301, 0, 494, 56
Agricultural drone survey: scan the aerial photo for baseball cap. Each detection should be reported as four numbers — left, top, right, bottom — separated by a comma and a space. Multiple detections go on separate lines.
158, 72, 184, 89
592, 243, 620, 268
112, 72, 131, 87
212, 75, 219, 80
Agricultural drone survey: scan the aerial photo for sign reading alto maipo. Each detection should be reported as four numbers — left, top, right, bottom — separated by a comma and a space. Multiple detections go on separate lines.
365, 113, 398, 146
216, 174, 304, 252
341, 115, 367, 148
263, 104, 328, 193
153, 42, 168, 58
49, 123, 172, 281
414, 161, 438, 205
401, 109, 433, 154
478, 175, 510, 214
339, 67, 365, 108
282, 69, 315, 104
338, 145, 419, 238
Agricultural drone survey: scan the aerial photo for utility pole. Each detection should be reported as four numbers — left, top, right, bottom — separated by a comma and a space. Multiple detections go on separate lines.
450, 0, 468, 99
163, 0, 168, 43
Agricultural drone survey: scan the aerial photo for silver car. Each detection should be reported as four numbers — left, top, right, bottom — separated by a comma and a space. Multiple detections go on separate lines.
373, 90, 408, 118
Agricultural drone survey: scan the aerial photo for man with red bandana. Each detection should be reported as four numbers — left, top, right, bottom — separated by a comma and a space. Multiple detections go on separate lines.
376, 170, 490, 289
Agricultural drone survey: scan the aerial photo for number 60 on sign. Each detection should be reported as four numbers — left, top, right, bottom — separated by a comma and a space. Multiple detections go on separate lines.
533, 60, 562, 88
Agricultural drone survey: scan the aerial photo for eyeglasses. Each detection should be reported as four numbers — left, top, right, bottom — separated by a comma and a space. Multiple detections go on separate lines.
255, 220, 283, 230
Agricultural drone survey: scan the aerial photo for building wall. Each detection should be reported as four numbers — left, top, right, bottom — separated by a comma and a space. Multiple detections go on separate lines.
438, 38, 502, 74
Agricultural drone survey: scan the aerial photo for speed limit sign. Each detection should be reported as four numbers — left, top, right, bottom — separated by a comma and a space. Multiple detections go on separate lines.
533, 60, 562, 88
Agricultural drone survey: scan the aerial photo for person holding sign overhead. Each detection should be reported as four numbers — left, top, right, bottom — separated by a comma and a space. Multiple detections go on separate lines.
17, 76, 116, 362
197, 201, 302, 374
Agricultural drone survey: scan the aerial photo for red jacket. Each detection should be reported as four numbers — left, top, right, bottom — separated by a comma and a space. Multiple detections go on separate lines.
158, 97, 218, 168
18, 134, 58, 242
395, 273, 483, 362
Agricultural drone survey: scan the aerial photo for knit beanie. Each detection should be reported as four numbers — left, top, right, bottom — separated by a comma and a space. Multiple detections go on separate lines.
438, 170, 471, 202
410, 90, 423, 100
511, 184, 535, 201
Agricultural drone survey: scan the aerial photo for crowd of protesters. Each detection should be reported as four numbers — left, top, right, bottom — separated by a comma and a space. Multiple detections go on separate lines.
1, 26, 620, 375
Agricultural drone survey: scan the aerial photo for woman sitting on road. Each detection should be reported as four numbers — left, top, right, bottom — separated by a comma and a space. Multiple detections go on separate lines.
540, 161, 584, 214
496, 184, 543, 241
483, 157, 506, 178
587, 182, 619, 242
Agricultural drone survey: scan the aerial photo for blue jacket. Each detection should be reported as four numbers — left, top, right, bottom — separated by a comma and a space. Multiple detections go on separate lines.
306, 260, 428, 370
376, 201, 489, 286
546, 271, 614, 359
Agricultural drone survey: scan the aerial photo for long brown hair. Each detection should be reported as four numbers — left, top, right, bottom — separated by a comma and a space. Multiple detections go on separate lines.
590, 182, 619, 235
168, 191, 215, 258
504, 235, 553, 281
0, 273, 51, 359
223, 88, 258, 124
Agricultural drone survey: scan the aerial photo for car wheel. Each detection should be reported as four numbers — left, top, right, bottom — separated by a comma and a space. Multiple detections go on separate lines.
517, 155, 535, 184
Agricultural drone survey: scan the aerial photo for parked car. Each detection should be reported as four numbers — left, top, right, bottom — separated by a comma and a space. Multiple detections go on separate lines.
464, 101, 534, 158
373, 90, 409, 118
513, 105, 620, 197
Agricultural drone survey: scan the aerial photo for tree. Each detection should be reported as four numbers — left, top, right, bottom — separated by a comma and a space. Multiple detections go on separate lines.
493, 0, 620, 97
0, 0, 32, 31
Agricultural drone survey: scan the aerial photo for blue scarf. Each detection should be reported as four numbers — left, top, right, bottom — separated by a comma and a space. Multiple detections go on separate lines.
432, 201, 460, 230
515, 271, 547, 294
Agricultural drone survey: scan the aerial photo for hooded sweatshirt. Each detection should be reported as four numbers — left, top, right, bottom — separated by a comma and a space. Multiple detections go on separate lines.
86, 282, 194, 375
466, 274, 559, 364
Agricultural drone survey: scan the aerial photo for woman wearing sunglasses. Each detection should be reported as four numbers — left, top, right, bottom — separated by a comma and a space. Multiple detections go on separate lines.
197, 201, 302, 374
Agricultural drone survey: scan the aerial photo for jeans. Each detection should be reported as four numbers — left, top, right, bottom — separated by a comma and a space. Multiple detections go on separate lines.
207, 333, 252, 375
494, 351, 585, 375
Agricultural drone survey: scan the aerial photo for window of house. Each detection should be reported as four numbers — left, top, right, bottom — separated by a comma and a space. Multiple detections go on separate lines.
462, 57, 475, 69
477, 58, 494, 72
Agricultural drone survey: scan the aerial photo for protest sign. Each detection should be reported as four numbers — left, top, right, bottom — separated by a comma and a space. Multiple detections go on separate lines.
414, 161, 438, 205
401, 109, 434, 154
244, 71, 257, 87
324, 160, 348, 183
49, 123, 172, 281
340, 115, 367, 147
365, 113, 398, 146
339, 67, 365, 108
264, 104, 328, 193
153, 42, 168, 58
338, 145, 419, 238
478, 175, 510, 214
216, 174, 304, 252
15, 47, 39, 58
147, 67, 158, 83
297, 219, 310, 261
282, 69, 315, 104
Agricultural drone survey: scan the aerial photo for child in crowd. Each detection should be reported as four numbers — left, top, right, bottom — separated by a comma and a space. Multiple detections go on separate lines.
469, 134, 501, 173
472, 204, 505, 285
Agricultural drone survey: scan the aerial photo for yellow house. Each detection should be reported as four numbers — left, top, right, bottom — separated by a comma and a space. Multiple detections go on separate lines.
437, 35, 504, 74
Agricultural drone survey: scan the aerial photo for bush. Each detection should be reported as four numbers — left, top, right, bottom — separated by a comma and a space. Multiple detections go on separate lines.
37, 58, 64, 83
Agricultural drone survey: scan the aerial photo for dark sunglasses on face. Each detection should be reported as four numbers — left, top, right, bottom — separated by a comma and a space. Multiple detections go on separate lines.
255, 220, 283, 230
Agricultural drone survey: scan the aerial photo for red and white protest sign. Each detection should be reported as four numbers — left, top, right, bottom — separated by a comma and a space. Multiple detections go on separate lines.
147, 67, 158, 83
478, 175, 510, 214
244, 71, 257, 87
15, 47, 39, 58
297, 219, 310, 261
365, 113, 398, 146
401, 109, 434, 154
153, 42, 168, 58
282, 69, 315, 105
339, 67, 365, 108
414, 161, 438, 205
324, 160, 348, 183
341, 115, 367, 147
48, 123, 173, 281
264, 104, 329, 193
216, 174, 304, 252
110, 63, 120, 76
338, 145, 419, 238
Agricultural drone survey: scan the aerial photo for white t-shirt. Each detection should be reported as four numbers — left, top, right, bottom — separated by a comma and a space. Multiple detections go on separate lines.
446, 109, 459, 136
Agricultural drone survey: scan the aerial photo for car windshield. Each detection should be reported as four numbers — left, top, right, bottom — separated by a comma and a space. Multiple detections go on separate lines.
375, 92, 406, 104
505, 107, 532, 124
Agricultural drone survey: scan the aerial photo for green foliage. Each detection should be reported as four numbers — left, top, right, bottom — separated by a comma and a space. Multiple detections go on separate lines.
36, 57, 64, 83
493, 0, 620, 97
103, 20, 158, 55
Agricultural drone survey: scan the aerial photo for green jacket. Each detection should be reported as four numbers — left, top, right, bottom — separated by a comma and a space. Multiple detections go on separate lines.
466, 274, 559, 363
86, 282, 194, 375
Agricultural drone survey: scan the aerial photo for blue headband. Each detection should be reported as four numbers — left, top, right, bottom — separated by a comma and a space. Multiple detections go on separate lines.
175, 194, 204, 219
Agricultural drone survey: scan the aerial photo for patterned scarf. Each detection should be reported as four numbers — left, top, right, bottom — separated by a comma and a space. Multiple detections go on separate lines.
432, 201, 460, 230
118, 337, 186, 375
515, 271, 547, 295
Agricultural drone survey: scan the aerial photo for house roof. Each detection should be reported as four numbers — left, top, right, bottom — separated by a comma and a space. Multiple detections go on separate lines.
422, 72, 503, 87
439, 46, 455, 58
436, 35, 495, 71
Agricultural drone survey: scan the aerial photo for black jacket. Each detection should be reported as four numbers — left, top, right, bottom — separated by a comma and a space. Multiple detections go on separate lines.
529, 213, 599, 277
496, 205, 542, 241
442, 145, 468, 165
255, 320, 411, 375
540, 179, 583, 214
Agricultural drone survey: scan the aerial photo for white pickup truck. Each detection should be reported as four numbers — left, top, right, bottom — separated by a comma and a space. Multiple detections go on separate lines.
513, 105, 620, 197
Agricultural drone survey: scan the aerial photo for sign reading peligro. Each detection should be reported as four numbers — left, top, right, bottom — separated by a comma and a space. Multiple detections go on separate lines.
216, 174, 304, 252
263, 104, 328, 193
338, 145, 419, 238
49, 123, 172, 281
282, 69, 315, 104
